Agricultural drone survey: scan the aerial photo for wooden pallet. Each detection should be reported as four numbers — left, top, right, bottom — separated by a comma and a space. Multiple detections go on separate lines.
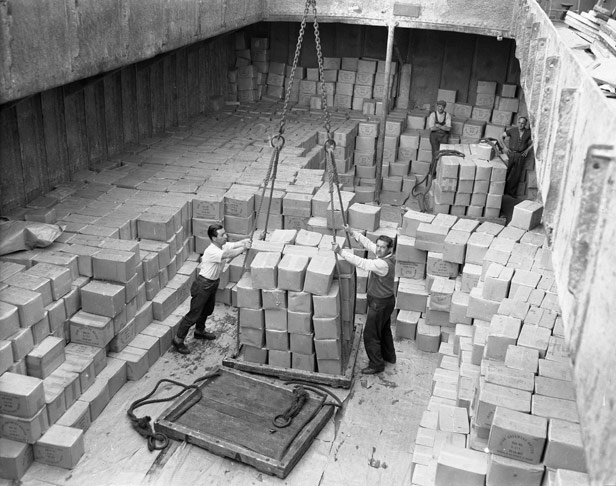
155, 367, 335, 479
223, 320, 363, 389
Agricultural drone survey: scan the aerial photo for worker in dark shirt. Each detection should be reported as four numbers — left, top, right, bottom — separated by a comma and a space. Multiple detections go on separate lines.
501, 116, 533, 197
333, 226, 396, 375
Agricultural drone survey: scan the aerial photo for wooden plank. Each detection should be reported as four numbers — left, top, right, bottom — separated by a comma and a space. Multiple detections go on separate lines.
198, 44, 207, 114
16, 96, 48, 201
103, 72, 124, 157
223, 321, 363, 389
121, 66, 139, 145
163, 54, 178, 129
468, 35, 510, 107
176, 48, 188, 124
186, 46, 200, 119
151, 60, 165, 135
63, 88, 88, 174
0, 105, 26, 210
408, 29, 446, 108
440, 31, 475, 104
270, 21, 292, 63
40, 88, 70, 188
136, 62, 153, 139
84, 81, 107, 163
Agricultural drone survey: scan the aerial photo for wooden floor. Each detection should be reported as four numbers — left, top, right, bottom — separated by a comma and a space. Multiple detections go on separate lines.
11, 302, 438, 486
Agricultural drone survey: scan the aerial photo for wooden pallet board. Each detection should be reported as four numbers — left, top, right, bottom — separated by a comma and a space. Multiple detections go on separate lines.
155, 367, 335, 478
223, 320, 363, 389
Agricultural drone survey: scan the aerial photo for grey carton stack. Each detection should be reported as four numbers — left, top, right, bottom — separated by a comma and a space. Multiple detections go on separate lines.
400, 201, 590, 486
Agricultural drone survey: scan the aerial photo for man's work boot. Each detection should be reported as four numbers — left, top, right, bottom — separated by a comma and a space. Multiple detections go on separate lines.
194, 330, 216, 340
172, 339, 190, 354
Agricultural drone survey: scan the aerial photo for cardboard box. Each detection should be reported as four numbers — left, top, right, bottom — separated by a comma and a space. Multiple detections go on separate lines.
26, 263, 72, 300
474, 381, 532, 429
250, 252, 281, 290
80, 281, 125, 317
34, 424, 84, 469
58, 355, 95, 395
292, 352, 315, 372
543, 418, 587, 472
487, 406, 547, 464
0, 372, 45, 418
416, 318, 440, 352
313, 316, 341, 340
0, 437, 34, 480
77, 376, 111, 422
0, 302, 20, 340
243, 345, 268, 364
277, 254, 310, 292
0, 287, 45, 328
531, 395, 579, 423
397, 278, 428, 312
236, 273, 262, 309
107, 346, 149, 381
314, 338, 341, 360
69, 311, 114, 348
265, 329, 289, 351
486, 454, 545, 486
26, 336, 65, 380
289, 333, 314, 355
0, 406, 49, 443
92, 249, 137, 284
303, 257, 335, 296
435, 443, 487, 486
55, 400, 91, 431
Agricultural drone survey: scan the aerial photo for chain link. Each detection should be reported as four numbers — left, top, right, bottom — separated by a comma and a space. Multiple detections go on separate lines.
312, 2, 331, 138
279, 0, 312, 137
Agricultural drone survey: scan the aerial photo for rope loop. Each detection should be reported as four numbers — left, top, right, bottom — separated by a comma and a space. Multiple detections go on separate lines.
273, 385, 309, 429
270, 134, 285, 150
323, 137, 336, 153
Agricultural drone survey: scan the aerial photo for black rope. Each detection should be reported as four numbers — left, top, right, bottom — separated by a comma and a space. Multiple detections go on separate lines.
411, 149, 465, 212
284, 380, 344, 409
127, 369, 219, 451
273, 385, 310, 428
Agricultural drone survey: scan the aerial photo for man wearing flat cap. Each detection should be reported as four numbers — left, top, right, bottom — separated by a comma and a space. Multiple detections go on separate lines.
427, 100, 451, 163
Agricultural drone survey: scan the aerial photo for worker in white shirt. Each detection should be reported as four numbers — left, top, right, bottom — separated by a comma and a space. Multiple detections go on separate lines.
332, 226, 396, 374
427, 99, 451, 163
172, 223, 250, 354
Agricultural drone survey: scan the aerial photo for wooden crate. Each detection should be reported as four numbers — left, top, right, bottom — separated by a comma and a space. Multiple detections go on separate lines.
224, 271, 359, 388
155, 367, 335, 478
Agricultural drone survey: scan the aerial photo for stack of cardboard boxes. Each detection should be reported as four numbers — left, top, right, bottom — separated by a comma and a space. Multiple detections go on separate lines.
397, 202, 589, 485
235, 228, 355, 376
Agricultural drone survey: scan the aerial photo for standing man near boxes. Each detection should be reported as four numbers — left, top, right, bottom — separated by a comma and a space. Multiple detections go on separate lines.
172, 224, 250, 354
427, 100, 451, 165
500, 116, 533, 197
332, 226, 396, 374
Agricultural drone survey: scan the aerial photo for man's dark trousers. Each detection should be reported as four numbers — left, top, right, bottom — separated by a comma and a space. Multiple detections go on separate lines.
364, 295, 396, 370
176, 275, 219, 340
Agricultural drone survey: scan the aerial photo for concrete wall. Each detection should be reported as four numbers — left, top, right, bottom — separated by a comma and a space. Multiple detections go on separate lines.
513, 1, 616, 484
0, 0, 514, 104
0, 0, 265, 103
